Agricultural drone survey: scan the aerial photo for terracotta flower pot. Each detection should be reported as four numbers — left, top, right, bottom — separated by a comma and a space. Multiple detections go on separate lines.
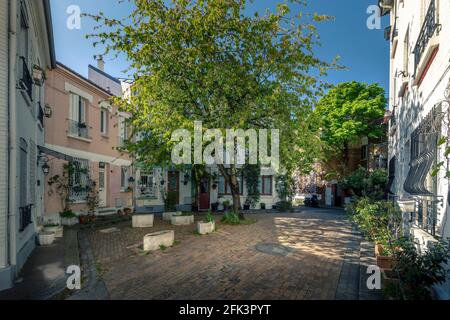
375, 243, 397, 270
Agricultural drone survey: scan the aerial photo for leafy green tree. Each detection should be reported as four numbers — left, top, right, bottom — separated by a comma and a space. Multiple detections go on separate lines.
86, 0, 334, 218
315, 81, 387, 175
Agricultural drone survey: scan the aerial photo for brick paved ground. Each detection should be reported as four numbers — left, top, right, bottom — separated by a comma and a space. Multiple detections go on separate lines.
85, 207, 369, 300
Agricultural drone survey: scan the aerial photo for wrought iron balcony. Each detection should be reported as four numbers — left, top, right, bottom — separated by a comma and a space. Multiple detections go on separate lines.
68, 119, 89, 139
19, 204, 33, 232
413, 0, 438, 70
19, 57, 33, 100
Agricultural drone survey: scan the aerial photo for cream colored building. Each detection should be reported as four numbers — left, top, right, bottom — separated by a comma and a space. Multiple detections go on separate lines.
0, 0, 55, 290
381, 0, 450, 298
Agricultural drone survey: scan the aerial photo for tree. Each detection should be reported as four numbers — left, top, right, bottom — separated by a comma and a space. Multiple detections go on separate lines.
86, 0, 333, 218
314, 81, 387, 176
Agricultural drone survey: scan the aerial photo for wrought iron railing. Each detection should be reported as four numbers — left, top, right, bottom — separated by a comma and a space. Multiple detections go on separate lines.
37, 102, 44, 127
20, 57, 33, 100
68, 119, 89, 139
19, 204, 33, 232
413, 0, 438, 70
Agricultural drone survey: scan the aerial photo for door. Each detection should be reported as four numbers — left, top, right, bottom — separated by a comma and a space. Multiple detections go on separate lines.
199, 178, 210, 211
98, 166, 107, 207
167, 171, 180, 206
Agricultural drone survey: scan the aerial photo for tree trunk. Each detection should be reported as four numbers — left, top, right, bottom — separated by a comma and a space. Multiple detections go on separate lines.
217, 164, 244, 220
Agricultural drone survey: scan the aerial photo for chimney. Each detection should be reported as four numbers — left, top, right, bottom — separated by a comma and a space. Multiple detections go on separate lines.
97, 56, 105, 71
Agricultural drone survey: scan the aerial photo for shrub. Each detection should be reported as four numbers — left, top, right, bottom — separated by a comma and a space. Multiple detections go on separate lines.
340, 167, 387, 200
394, 238, 450, 300
221, 211, 240, 225
347, 197, 402, 253
204, 211, 214, 223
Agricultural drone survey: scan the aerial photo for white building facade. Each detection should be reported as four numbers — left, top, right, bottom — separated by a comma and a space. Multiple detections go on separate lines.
382, 0, 450, 298
0, 0, 56, 290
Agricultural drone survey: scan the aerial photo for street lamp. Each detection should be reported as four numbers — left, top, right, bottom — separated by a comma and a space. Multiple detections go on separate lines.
42, 161, 50, 176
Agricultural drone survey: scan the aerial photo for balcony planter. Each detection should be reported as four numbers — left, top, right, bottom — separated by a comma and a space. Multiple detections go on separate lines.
197, 221, 215, 235
38, 232, 55, 246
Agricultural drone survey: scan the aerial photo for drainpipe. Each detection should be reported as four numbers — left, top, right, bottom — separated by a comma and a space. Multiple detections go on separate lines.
8, 0, 18, 272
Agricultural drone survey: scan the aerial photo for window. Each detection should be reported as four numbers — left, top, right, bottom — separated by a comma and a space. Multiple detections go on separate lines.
121, 166, 130, 189
139, 171, 154, 196
218, 175, 243, 195
403, 28, 409, 76
19, 138, 28, 207
69, 158, 89, 201
118, 116, 128, 146
259, 176, 273, 196
361, 145, 369, 160
100, 109, 108, 135
69, 94, 88, 138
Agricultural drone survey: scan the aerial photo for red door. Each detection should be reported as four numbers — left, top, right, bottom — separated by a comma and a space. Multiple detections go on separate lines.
199, 178, 210, 211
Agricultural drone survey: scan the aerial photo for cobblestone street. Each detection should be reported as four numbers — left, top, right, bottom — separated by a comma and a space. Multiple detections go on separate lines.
82, 207, 376, 300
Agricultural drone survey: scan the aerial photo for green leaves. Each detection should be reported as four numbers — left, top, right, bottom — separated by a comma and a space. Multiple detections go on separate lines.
87, 0, 331, 172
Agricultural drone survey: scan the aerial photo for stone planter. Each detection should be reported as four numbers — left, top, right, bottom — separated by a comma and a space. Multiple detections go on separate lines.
44, 226, 64, 238
143, 230, 174, 251
61, 217, 78, 226
163, 211, 179, 221
171, 214, 194, 226
132, 214, 154, 228
38, 232, 55, 246
197, 221, 215, 235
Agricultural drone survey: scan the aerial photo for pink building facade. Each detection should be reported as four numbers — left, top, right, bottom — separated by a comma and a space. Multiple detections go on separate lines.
43, 63, 132, 222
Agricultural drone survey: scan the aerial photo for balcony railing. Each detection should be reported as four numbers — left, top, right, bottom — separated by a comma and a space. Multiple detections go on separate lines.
19, 57, 33, 100
68, 119, 89, 139
38, 102, 44, 127
414, 0, 438, 70
19, 204, 33, 232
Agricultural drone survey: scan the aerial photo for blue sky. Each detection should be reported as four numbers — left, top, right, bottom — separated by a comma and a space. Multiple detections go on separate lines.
50, 0, 390, 94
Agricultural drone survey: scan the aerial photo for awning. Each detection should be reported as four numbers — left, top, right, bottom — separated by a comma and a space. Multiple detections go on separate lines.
38, 145, 74, 162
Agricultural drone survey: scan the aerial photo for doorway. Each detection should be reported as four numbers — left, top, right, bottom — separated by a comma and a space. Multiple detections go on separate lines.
199, 178, 210, 211
98, 164, 107, 207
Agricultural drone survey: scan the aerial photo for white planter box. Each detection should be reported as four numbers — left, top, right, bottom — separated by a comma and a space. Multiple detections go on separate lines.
61, 217, 78, 226
197, 221, 215, 235
143, 230, 174, 251
171, 214, 194, 226
44, 226, 64, 238
163, 211, 179, 221
132, 214, 154, 228
38, 232, 55, 246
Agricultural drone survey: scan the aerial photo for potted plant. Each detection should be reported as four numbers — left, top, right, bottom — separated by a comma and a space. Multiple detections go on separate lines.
197, 211, 215, 234
243, 199, 251, 211
38, 231, 55, 246
260, 203, 266, 210
211, 202, 219, 212
60, 209, 78, 226
393, 238, 450, 299
222, 200, 231, 212
43, 221, 63, 238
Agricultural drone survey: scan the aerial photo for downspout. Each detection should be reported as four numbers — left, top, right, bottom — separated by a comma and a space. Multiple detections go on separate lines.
8, 0, 18, 271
